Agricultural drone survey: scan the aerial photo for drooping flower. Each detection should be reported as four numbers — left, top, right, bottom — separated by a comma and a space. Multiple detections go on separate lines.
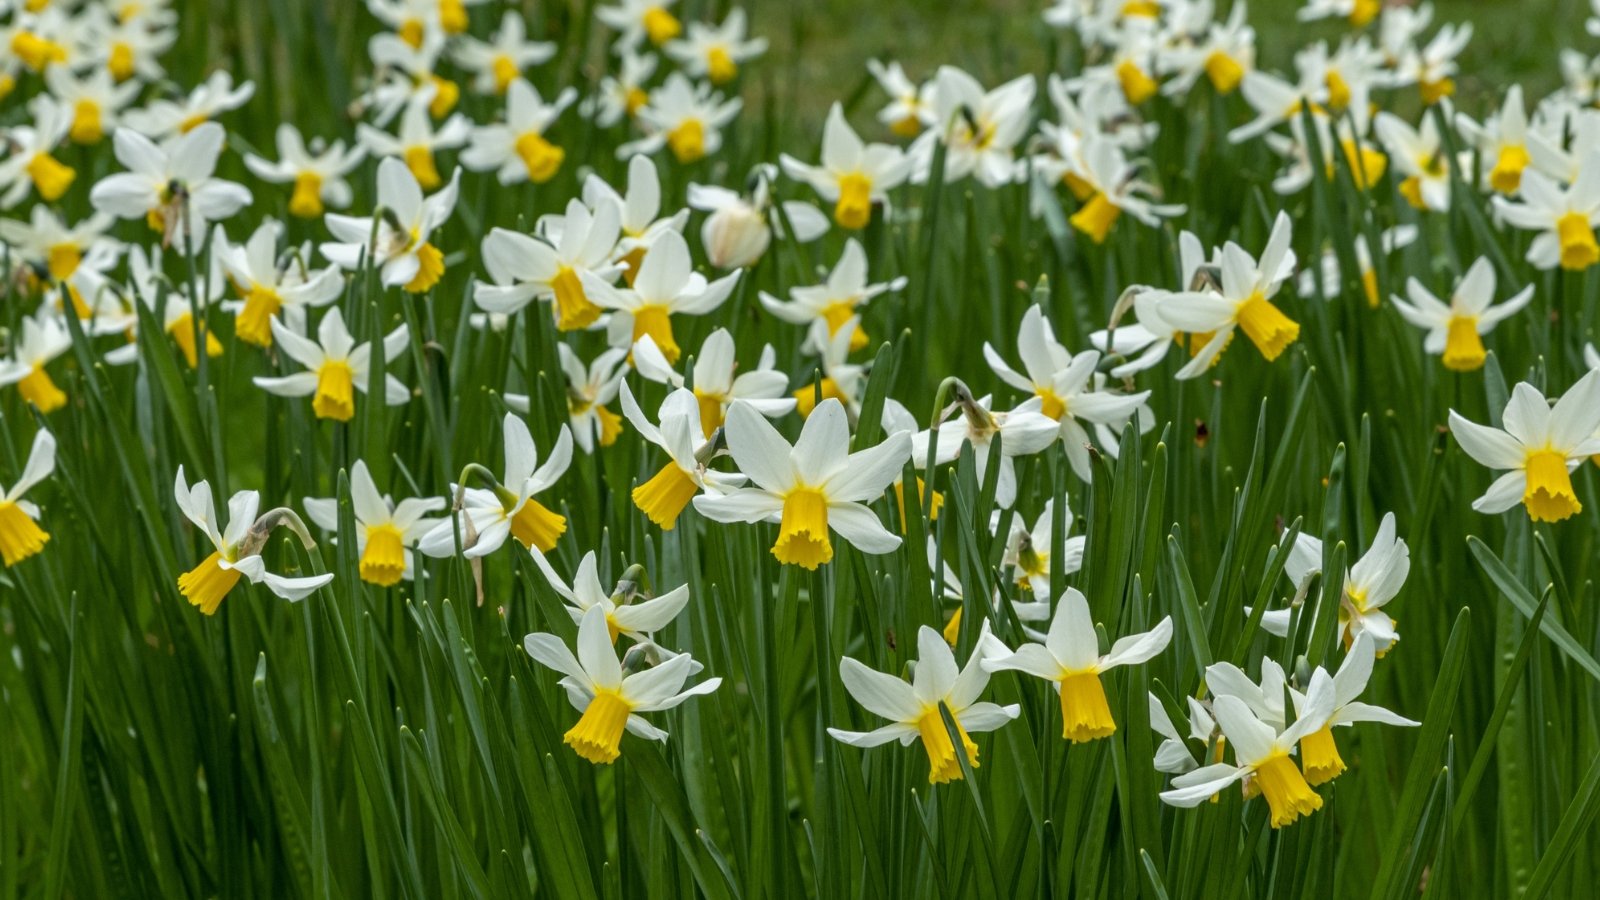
1448, 372, 1600, 523
1389, 258, 1533, 372
251, 308, 410, 423
0, 428, 55, 567
620, 383, 745, 530
528, 549, 691, 644
302, 459, 444, 587
418, 415, 573, 558
322, 156, 460, 293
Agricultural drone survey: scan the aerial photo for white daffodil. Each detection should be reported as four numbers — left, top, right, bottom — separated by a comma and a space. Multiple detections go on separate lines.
1151, 693, 1217, 775
620, 383, 745, 530
122, 243, 224, 368
631, 328, 795, 436
302, 459, 444, 586
760, 238, 905, 354
663, 8, 766, 85
828, 621, 1019, 784
694, 399, 911, 570
1492, 153, 1600, 272
913, 66, 1035, 187
0, 428, 54, 567
360, 30, 462, 125
476, 196, 625, 329
688, 168, 829, 268
528, 549, 691, 644
587, 229, 740, 364
1295, 224, 1417, 308
596, 0, 684, 50
322, 156, 460, 294
368, 0, 483, 46
44, 63, 138, 144
252, 308, 410, 423
584, 47, 658, 128
461, 79, 577, 185
620, 72, 742, 165
1156, 211, 1301, 372
91, 11, 177, 83
1, 96, 76, 206
419, 415, 572, 557
999, 499, 1085, 608
1448, 371, 1600, 523
1374, 111, 1451, 213
122, 71, 254, 138
508, 345, 628, 453
1298, 0, 1382, 28
984, 304, 1151, 480
1287, 635, 1419, 783
982, 587, 1171, 743
523, 604, 720, 764
172, 466, 333, 615
790, 317, 868, 419
866, 58, 938, 138
1390, 257, 1533, 372
1061, 134, 1185, 244
452, 10, 555, 95
1226, 69, 1328, 145
911, 386, 1060, 509
243, 124, 367, 219
1157, 2, 1255, 97
1392, 22, 1472, 106
585, 154, 690, 286
0, 206, 120, 282
780, 103, 913, 230
1159, 670, 1335, 828
89, 122, 250, 247
1456, 85, 1530, 194
214, 219, 345, 347
1257, 511, 1410, 655
356, 91, 469, 191
0, 313, 72, 413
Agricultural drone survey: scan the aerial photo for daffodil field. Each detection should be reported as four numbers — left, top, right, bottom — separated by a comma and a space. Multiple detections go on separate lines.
10, 0, 1600, 896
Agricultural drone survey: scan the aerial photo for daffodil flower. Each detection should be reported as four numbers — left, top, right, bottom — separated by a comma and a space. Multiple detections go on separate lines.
1061, 135, 1186, 244
1157, 2, 1255, 97
476, 197, 625, 329
1448, 372, 1600, 523
760, 239, 905, 354
215, 220, 345, 347
694, 399, 911, 569
1456, 85, 1530, 194
596, 0, 685, 49
1150, 693, 1217, 775
359, 29, 462, 124
1374, 112, 1451, 212
89, 122, 250, 248
1288, 636, 1419, 784
0, 428, 55, 567
631, 328, 795, 436
789, 317, 868, 419
451, 10, 555, 95
621, 73, 742, 165
528, 549, 691, 644
524, 604, 721, 764
0, 313, 72, 413
1295, 224, 1416, 308
419, 415, 572, 558
780, 103, 913, 230
1156, 211, 1301, 370
243, 124, 367, 219
1257, 511, 1410, 655
913, 66, 1035, 188
123, 244, 224, 368
1391, 22, 1471, 105
982, 587, 1171, 742
828, 622, 1019, 784
1390, 258, 1533, 372
583, 48, 658, 128
302, 459, 444, 587
866, 58, 937, 138
508, 345, 628, 453
252, 308, 410, 423
44, 64, 138, 145
663, 8, 767, 85
584, 155, 689, 287
688, 168, 828, 268
0, 207, 121, 283
586, 230, 740, 364
122, 70, 254, 137
1226, 70, 1328, 145
461, 79, 576, 185
1298, 0, 1383, 29
91, 12, 176, 83
356, 92, 468, 191
0, 96, 76, 206
322, 156, 460, 294
620, 382, 745, 531
911, 385, 1059, 509
998, 499, 1085, 608
173, 467, 333, 615
1492, 153, 1600, 272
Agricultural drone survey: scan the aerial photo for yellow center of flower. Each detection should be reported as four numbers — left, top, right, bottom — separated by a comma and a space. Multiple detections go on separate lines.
17, 365, 66, 413
1557, 211, 1600, 271
915, 705, 979, 784
490, 55, 519, 93
1360, 268, 1380, 308
403, 146, 441, 190
564, 687, 632, 764
1398, 176, 1426, 210
820, 300, 869, 351
290, 171, 325, 218
706, 46, 737, 85
1062, 171, 1096, 202
774, 487, 832, 569
1350, 0, 1380, 27
1337, 139, 1387, 190
625, 86, 650, 117
177, 112, 209, 133
1420, 77, 1455, 106
108, 42, 135, 80
0, 73, 14, 101
693, 389, 725, 438
631, 304, 679, 363
1035, 386, 1065, 421
1254, 750, 1323, 828
508, 496, 566, 551
551, 265, 601, 330
0, 500, 50, 567
1204, 51, 1244, 94
69, 99, 104, 144
168, 312, 223, 369
793, 377, 847, 418
1070, 192, 1122, 245
26, 153, 76, 202
1442, 315, 1485, 371
891, 114, 923, 138
633, 461, 699, 530
1235, 291, 1300, 361
46, 243, 81, 281
398, 18, 425, 49
642, 6, 682, 44
1299, 725, 1346, 786
427, 76, 460, 118
178, 550, 243, 615
1057, 671, 1116, 742
312, 359, 356, 421
516, 130, 565, 183
834, 171, 875, 230
405, 241, 446, 294
892, 477, 943, 528
666, 118, 707, 164
1524, 449, 1581, 522
438, 0, 467, 33
10, 31, 66, 71
359, 523, 407, 587
1115, 59, 1158, 105
619, 245, 648, 287
595, 404, 623, 446
942, 607, 963, 646
235, 284, 282, 348
1490, 145, 1530, 194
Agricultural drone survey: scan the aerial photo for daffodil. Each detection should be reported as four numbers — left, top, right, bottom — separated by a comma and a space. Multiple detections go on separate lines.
252, 308, 410, 423
584, 155, 690, 287
998, 500, 1085, 607
790, 317, 868, 419
1374, 111, 1451, 212
1226, 70, 1329, 145
243, 124, 367, 219
911, 384, 1062, 509
528, 549, 691, 644
620, 383, 745, 530
1390, 258, 1533, 372
44, 63, 138, 144
828, 622, 1019, 784
418, 415, 572, 558
461, 79, 576, 185
89, 122, 250, 247
90, 11, 176, 83
1150, 693, 1216, 775
0, 207, 121, 283
367, 0, 482, 47
1060, 135, 1185, 244
1257, 512, 1410, 655
173, 467, 332, 615
475, 197, 625, 329
302, 459, 444, 586
0, 96, 77, 206
215, 220, 345, 347
524, 604, 720, 764
586, 230, 740, 364
1457, 85, 1531, 194
583, 47, 658, 127
0, 428, 55, 567
866, 58, 937, 138
451, 10, 555, 94
1298, 0, 1384, 28
0, 313, 72, 412
620, 72, 742, 165
1290, 636, 1418, 784
694, 399, 911, 569
913, 66, 1035, 187
759, 239, 905, 353
123, 243, 224, 368
688, 168, 829, 268
630, 328, 795, 436
361, 29, 462, 123
1448, 372, 1600, 523
596, 0, 684, 49
780, 103, 912, 230
1391, 22, 1471, 105
663, 8, 766, 85
1156, 211, 1302, 369
322, 156, 460, 293
123, 70, 254, 137
1492, 154, 1600, 272
1295, 224, 1416, 308
508, 345, 628, 453
1158, 2, 1255, 96
356, 92, 468, 190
